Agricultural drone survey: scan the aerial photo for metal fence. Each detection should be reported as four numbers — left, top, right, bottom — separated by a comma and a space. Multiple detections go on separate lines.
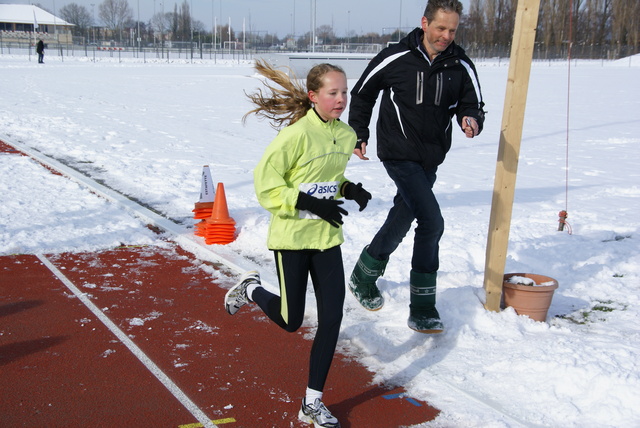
0, 41, 257, 62
1, 38, 638, 64
463, 42, 639, 62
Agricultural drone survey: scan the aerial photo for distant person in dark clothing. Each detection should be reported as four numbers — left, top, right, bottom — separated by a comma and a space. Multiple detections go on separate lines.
36, 39, 45, 63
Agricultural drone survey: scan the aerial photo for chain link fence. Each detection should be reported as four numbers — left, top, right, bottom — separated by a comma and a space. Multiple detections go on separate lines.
1, 34, 638, 64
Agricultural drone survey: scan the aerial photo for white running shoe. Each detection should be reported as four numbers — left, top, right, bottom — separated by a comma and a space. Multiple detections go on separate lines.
298, 398, 340, 428
224, 271, 260, 315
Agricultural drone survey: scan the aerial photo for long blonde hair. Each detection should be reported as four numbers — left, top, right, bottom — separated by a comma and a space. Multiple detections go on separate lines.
244, 59, 345, 129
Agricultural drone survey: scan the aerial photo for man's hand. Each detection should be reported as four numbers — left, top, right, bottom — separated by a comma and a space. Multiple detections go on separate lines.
463, 116, 478, 138
353, 140, 369, 160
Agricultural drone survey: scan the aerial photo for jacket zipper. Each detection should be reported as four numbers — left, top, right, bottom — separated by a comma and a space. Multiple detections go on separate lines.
434, 73, 442, 106
416, 71, 424, 105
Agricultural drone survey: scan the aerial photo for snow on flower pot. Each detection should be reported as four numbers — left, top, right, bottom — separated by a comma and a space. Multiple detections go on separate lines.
502, 273, 559, 322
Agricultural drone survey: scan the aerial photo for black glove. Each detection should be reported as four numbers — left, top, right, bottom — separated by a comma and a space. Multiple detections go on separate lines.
341, 182, 371, 211
296, 192, 348, 228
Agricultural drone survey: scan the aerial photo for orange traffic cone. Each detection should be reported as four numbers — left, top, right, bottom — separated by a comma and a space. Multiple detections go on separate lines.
201, 182, 236, 245
194, 219, 208, 237
193, 202, 213, 219
193, 165, 215, 220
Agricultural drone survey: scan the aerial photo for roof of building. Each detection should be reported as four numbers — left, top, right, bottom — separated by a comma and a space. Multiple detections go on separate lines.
0, 4, 73, 26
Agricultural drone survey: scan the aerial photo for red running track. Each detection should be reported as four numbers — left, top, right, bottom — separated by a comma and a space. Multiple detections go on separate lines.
0, 138, 438, 426
1, 245, 439, 427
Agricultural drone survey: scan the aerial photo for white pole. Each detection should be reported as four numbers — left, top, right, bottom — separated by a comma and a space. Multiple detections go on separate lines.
91, 3, 95, 44
211, 0, 216, 49
399, 0, 402, 41
52, 0, 58, 39
311, 0, 316, 52
137, 0, 140, 51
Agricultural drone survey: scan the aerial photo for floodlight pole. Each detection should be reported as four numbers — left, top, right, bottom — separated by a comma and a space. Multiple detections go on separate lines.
398, 0, 402, 41
483, 0, 542, 312
137, 0, 140, 51
310, 0, 316, 52
91, 4, 95, 44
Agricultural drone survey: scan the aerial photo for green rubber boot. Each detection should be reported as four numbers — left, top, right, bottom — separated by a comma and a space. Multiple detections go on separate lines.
408, 270, 444, 334
348, 246, 388, 311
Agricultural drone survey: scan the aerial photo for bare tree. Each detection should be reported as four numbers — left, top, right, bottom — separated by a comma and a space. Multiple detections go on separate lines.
150, 11, 171, 45
581, 0, 611, 48
59, 3, 92, 38
99, 0, 133, 42
484, 0, 497, 46
316, 24, 335, 45
611, 0, 639, 54
499, 0, 518, 46
218, 24, 235, 44
626, 0, 640, 50
78, 0, 635, 59
465, 0, 486, 48
170, 4, 179, 41
179, 0, 191, 41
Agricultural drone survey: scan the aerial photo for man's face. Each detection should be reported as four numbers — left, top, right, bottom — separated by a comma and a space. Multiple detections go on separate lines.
421, 9, 460, 58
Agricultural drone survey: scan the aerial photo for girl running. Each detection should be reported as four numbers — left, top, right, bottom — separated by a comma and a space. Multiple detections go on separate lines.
224, 59, 371, 428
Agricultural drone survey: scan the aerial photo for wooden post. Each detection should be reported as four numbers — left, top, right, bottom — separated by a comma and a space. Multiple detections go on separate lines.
483, 0, 541, 312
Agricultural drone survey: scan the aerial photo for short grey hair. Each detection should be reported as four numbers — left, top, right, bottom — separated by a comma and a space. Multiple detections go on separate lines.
424, 0, 463, 22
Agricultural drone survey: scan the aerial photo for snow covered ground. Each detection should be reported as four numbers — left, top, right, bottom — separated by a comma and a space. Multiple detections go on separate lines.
1, 54, 639, 427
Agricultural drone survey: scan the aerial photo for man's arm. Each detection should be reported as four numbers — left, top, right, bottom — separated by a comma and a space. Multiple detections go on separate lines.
457, 58, 486, 136
348, 53, 389, 159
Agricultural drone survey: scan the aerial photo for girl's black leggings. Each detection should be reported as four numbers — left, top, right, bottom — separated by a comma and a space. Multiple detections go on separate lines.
251, 245, 345, 392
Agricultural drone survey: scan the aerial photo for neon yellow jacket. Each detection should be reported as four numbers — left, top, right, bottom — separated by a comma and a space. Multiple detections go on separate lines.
254, 109, 357, 250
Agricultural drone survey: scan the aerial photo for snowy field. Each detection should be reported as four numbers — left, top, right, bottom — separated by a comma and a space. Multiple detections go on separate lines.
1, 54, 639, 427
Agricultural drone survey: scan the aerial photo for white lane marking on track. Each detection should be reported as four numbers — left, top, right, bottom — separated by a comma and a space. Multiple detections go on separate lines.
36, 253, 217, 428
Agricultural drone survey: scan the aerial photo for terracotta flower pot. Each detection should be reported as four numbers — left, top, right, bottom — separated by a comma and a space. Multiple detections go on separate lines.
502, 273, 559, 322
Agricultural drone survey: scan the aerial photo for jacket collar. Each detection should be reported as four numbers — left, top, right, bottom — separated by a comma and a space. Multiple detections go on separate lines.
404, 27, 459, 64
309, 107, 341, 127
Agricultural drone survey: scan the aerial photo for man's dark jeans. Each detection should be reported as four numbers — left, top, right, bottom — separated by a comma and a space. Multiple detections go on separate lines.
367, 160, 444, 274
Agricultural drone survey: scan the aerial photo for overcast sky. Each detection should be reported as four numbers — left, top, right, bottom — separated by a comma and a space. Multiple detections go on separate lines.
8, 0, 470, 37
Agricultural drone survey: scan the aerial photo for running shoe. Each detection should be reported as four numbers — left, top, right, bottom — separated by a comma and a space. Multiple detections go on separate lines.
298, 398, 340, 428
224, 270, 260, 315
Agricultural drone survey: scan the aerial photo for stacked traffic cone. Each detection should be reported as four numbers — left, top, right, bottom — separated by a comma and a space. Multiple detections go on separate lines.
193, 165, 215, 220
196, 182, 236, 245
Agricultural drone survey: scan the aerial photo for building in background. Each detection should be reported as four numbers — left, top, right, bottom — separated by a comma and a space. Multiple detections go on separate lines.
0, 4, 74, 46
